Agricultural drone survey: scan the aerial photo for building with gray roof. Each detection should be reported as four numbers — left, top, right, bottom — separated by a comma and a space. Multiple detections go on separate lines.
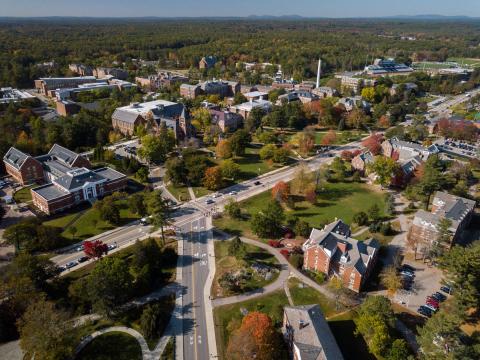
303, 220, 379, 292
409, 191, 476, 247
282, 305, 343, 360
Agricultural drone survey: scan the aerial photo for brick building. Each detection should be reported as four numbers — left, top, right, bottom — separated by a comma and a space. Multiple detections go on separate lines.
282, 305, 344, 360
135, 72, 188, 91
302, 220, 379, 293
4, 144, 126, 215
112, 100, 191, 139
409, 191, 475, 248
34, 77, 102, 97
351, 151, 374, 174
180, 80, 240, 100
208, 109, 243, 132
199, 56, 217, 69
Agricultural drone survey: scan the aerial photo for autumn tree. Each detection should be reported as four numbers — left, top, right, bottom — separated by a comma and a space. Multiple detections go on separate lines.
361, 86, 376, 102
220, 159, 241, 180
271, 181, 290, 202
227, 312, 280, 360
377, 115, 391, 128
346, 108, 366, 129
216, 139, 232, 159
290, 127, 315, 156
380, 266, 402, 295
203, 166, 223, 190
321, 130, 337, 145
83, 240, 108, 260
290, 164, 315, 196
259, 143, 277, 160
361, 133, 383, 155
368, 156, 399, 188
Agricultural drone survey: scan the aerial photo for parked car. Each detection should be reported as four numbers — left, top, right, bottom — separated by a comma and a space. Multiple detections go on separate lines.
228, 191, 237, 196
56, 266, 66, 274
418, 306, 432, 317
433, 292, 447, 301
212, 193, 222, 198
254, 181, 261, 186
401, 264, 415, 272
65, 261, 77, 269
440, 285, 453, 295
424, 303, 438, 312
140, 217, 149, 225
75, 244, 84, 252
77, 256, 89, 263
108, 243, 117, 251
205, 198, 215, 205
426, 298, 440, 308
400, 271, 414, 278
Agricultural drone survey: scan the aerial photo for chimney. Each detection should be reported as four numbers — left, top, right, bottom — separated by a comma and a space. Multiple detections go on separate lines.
316, 58, 322, 88
338, 242, 347, 253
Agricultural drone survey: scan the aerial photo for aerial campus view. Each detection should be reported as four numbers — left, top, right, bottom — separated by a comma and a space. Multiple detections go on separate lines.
1, 1, 480, 360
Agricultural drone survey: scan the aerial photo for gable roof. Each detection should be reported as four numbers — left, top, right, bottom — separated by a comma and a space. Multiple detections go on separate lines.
112, 108, 142, 124
201, 56, 217, 67
53, 167, 106, 191
3, 147, 31, 170
48, 144, 81, 167
284, 305, 344, 360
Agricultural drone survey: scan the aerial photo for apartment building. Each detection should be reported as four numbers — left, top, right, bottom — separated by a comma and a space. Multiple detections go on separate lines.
302, 220, 379, 293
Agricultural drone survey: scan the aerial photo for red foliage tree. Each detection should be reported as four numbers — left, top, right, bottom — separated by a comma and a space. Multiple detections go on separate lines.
321, 130, 337, 146
341, 150, 354, 161
271, 181, 290, 202
268, 240, 283, 248
280, 249, 290, 258
83, 240, 108, 260
361, 133, 383, 155
377, 115, 391, 128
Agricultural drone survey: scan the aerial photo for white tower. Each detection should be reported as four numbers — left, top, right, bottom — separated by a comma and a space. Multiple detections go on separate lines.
316, 58, 322, 88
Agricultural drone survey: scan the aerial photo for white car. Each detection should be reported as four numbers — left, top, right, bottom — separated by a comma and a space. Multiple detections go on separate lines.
108, 243, 118, 251
75, 244, 84, 252
65, 261, 78, 269
228, 191, 237, 196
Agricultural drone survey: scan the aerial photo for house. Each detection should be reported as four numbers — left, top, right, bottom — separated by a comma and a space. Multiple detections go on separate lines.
4, 144, 126, 214
351, 151, 374, 173
208, 109, 243, 132
277, 90, 319, 105
302, 220, 379, 293
244, 91, 268, 101
390, 83, 418, 96
199, 56, 217, 69
111, 100, 191, 139
336, 97, 369, 112
230, 99, 272, 120
282, 305, 344, 360
364, 58, 414, 77
409, 191, 475, 247
312, 87, 337, 98
180, 84, 202, 99
382, 137, 439, 161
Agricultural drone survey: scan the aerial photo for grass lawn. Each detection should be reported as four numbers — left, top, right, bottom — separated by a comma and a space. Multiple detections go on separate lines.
328, 310, 375, 360
287, 278, 344, 318
447, 57, 480, 67
314, 131, 367, 145
13, 185, 34, 203
77, 331, 142, 360
166, 184, 191, 202
160, 337, 175, 360
213, 290, 289, 360
212, 240, 280, 298
45, 199, 141, 241
214, 181, 388, 241
192, 186, 211, 198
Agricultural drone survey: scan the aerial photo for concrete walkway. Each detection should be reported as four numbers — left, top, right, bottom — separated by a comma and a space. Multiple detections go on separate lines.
284, 275, 294, 306
187, 186, 196, 201
75, 326, 152, 360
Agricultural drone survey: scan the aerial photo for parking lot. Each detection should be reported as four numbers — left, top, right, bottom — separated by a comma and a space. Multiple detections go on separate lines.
394, 261, 448, 316
436, 138, 479, 159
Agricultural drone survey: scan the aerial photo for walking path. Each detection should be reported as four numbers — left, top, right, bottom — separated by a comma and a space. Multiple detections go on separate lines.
284, 275, 294, 306
187, 186, 196, 201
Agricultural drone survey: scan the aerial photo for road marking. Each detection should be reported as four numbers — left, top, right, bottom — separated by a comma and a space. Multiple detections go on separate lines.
198, 335, 202, 344
190, 336, 194, 345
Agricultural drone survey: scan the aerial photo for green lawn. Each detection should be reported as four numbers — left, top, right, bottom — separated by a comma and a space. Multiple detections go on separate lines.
77, 332, 142, 360
212, 240, 280, 298
287, 278, 344, 318
45, 199, 141, 241
314, 131, 367, 145
213, 290, 289, 360
214, 181, 388, 240
166, 184, 191, 202
447, 57, 480, 67
13, 185, 34, 203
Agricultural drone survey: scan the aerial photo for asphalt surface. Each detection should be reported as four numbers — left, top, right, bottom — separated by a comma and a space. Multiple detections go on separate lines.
179, 217, 211, 360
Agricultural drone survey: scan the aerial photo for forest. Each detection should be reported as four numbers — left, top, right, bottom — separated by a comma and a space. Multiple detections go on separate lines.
2, 18, 480, 87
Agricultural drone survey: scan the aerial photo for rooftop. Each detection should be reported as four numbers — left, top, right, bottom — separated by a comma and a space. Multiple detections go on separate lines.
3, 147, 30, 170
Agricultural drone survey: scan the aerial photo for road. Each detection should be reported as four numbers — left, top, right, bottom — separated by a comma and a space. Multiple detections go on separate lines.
178, 217, 211, 360
427, 87, 480, 116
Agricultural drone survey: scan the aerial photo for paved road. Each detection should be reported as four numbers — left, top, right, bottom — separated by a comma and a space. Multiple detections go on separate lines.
178, 217, 211, 360
427, 87, 480, 117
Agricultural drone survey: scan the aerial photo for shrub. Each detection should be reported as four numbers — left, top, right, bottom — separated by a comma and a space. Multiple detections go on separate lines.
353, 211, 369, 226
268, 240, 283, 248
289, 254, 303, 269
280, 249, 290, 259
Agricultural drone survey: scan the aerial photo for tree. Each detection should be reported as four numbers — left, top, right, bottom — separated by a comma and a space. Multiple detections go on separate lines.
245, 107, 265, 132
362, 134, 383, 155
321, 130, 337, 145
328, 277, 345, 311
290, 129, 315, 156
271, 181, 290, 203
437, 218, 453, 248
294, 220, 311, 238
290, 164, 315, 195
346, 108, 366, 129
357, 295, 395, 327
228, 236, 247, 260
224, 199, 242, 219
191, 107, 212, 130
385, 194, 395, 216
259, 143, 277, 160
87, 257, 133, 316
386, 339, 410, 360
355, 313, 391, 358
378, 115, 391, 128
380, 266, 402, 295
230, 129, 251, 156
227, 312, 280, 360
83, 240, 108, 260
146, 190, 173, 245
203, 166, 223, 190
272, 146, 291, 164
330, 157, 347, 181
165, 157, 187, 186
369, 203, 381, 222
138, 134, 167, 164
353, 211, 369, 226
216, 139, 233, 159
128, 193, 148, 216
3, 218, 61, 253
94, 196, 121, 225
251, 200, 285, 238
368, 156, 399, 188
361, 86, 376, 102
220, 159, 241, 180
17, 298, 75, 360
140, 303, 163, 340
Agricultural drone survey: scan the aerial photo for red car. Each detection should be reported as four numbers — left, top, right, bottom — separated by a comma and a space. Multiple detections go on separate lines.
426, 300, 439, 309
426, 296, 439, 306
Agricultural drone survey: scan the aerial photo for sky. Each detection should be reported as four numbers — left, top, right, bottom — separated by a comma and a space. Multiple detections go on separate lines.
1, 0, 480, 18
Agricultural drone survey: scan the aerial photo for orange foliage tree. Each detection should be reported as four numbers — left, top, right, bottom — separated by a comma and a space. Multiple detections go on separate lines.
215, 139, 232, 159
226, 312, 279, 360
321, 130, 337, 146
361, 133, 383, 155
203, 166, 223, 190
272, 181, 290, 202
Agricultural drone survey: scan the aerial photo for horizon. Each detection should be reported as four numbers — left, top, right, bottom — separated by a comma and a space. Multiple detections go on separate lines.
1, 0, 480, 18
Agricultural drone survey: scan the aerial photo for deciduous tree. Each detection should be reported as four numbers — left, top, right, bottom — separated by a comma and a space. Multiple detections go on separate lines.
203, 166, 223, 190
83, 240, 108, 260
